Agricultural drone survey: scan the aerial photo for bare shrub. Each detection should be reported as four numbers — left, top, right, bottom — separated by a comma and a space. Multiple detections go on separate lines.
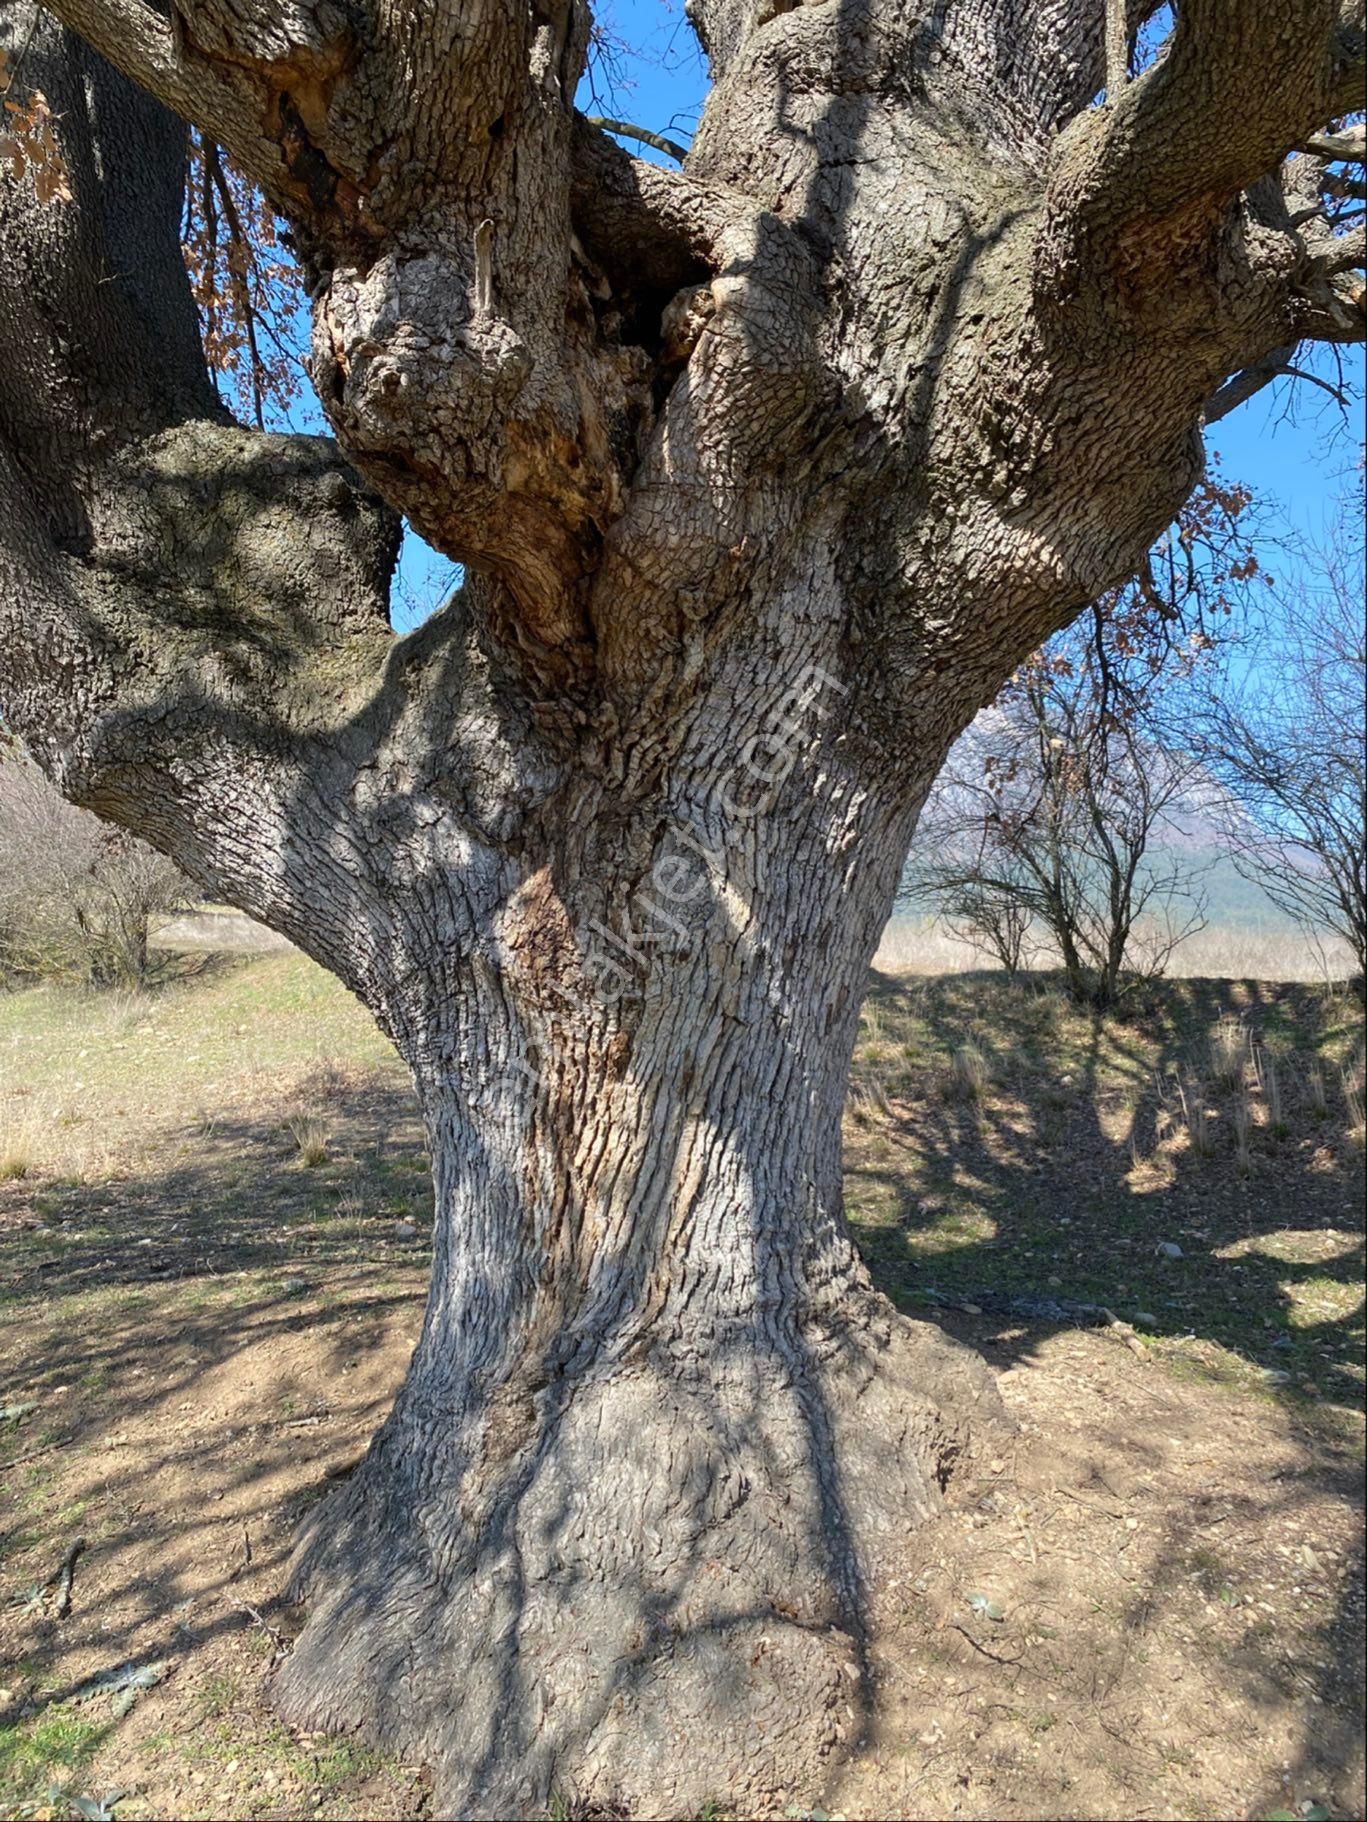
906, 634, 1210, 1010
0, 751, 192, 988
1190, 494, 1365, 984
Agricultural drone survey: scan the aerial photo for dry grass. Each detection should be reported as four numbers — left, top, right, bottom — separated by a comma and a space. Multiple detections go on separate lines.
286, 1110, 331, 1167
0, 1108, 36, 1180
1262, 1049, 1287, 1137
1345, 1055, 1366, 1144
1177, 1074, 1215, 1157
946, 1040, 989, 1101
0, 949, 1362, 1822
1232, 1086, 1253, 1177
1209, 1014, 1249, 1088
876, 914, 1357, 983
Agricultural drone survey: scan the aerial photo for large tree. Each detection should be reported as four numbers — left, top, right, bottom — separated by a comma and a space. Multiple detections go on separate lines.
0, 0, 1362, 1812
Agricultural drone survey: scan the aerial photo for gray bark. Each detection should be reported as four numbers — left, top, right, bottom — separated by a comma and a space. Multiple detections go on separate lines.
1, 0, 1362, 1812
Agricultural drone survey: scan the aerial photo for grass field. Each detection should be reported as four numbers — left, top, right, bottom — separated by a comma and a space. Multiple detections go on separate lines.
1, 949, 1363, 1821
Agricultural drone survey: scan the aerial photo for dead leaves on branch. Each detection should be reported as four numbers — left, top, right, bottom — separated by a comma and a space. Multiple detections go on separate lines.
1, 50, 301, 426
182, 130, 307, 428
0, 49, 73, 204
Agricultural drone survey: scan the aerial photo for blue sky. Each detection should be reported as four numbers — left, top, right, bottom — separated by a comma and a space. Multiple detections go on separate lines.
390, 0, 1363, 629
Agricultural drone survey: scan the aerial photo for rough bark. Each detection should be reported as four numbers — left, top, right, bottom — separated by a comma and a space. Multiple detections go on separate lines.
278, 626, 1002, 1816
1, 0, 1362, 1813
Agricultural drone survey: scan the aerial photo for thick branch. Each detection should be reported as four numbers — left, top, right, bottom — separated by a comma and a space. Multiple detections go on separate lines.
0, 14, 411, 977
1302, 125, 1367, 161
45, 0, 661, 658
1039, 0, 1356, 287
569, 116, 748, 292
1203, 348, 1298, 424
32, 0, 319, 213
583, 115, 688, 164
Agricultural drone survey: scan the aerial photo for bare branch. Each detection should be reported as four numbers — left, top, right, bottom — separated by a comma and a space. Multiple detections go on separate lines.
1201, 342, 1360, 424
1203, 349, 1298, 425
1104, 0, 1129, 99
1301, 125, 1367, 161
583, 116, 689, 165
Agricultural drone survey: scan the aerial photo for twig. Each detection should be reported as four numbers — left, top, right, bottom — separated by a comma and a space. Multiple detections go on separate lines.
233, 1599, 290, 1656
583, 115, 689, 163
1100, 1306, 1149, 1361
1054, 1485, 1127, 1520
229, 1522, 253, 1583
49, 1535, 87, 1619
205, 141, 266, 430
948, 1623, 1024, 1667
1, 1434, 72, 1469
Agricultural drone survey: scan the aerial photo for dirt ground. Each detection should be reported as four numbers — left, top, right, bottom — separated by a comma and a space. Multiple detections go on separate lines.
1, 955, 1363, 1821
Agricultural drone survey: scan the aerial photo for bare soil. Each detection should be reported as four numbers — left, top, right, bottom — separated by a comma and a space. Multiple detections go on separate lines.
1, 956, 1362, 1822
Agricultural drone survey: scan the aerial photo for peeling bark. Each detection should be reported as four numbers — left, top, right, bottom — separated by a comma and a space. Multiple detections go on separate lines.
1, 0, 1362, 1812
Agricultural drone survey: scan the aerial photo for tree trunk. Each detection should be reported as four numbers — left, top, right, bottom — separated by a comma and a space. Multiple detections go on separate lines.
4, 1, 1360, 1815
274, 591, 1003, 1819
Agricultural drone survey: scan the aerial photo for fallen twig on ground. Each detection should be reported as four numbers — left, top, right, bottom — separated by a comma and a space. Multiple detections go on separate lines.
0, 1432, 73, 1468
49, 1535, 87, 1618
233, 1599, 291, 1658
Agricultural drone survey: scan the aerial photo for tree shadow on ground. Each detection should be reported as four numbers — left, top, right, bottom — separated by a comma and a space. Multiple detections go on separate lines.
0, 1066, 431, 1303
1, 1074, 432, 1738
847, 967, 1365, 1412
2, 968, 1362, 1820
841, 965, 1364, 1822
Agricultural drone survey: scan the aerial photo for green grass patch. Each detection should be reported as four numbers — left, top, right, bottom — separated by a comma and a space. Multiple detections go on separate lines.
0, 1709, 111, 1806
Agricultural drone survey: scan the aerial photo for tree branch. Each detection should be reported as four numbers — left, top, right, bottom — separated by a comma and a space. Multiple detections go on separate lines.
1203, 348, 1298, 424
583, 116, 688, 165
1301, 125, 1367, 162
1320, 223, 1367, 271
0, 15, 411, 971
569, 116, 749, 292
1038, 0, 1357, 286
34, 0, 311, 209
1104, 0, 1129, 99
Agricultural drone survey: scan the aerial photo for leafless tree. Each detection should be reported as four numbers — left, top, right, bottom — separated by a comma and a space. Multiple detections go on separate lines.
0, 751, 191, 987
0, 0, 1362, 1809
1193, 497, 1366, 981
932, 862, 1038, 974
909, 635, 1212, 1005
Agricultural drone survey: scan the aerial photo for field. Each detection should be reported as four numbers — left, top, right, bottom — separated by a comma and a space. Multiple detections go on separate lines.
875, 914, 1357, 983
1, 946, 1363, 1822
